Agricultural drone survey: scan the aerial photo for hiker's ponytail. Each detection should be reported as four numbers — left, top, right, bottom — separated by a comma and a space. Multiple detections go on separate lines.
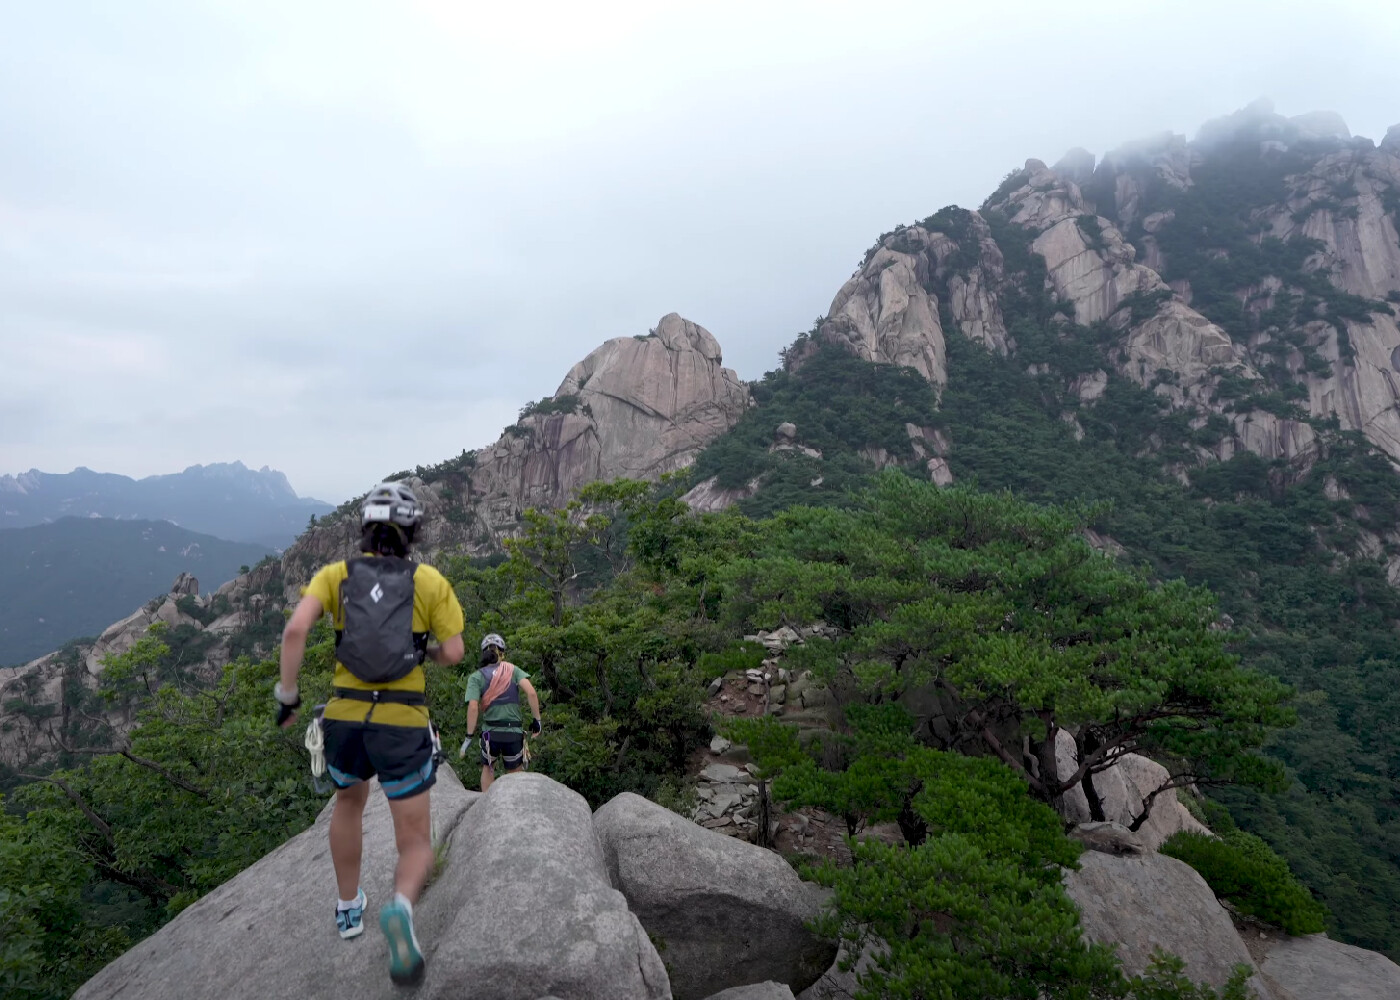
479, 645, 501, 668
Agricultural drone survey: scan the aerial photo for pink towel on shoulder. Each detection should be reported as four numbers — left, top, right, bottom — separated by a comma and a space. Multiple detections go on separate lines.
480, 661, 516, 710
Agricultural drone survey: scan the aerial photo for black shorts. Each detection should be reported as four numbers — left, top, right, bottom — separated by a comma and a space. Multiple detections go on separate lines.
480, 731, 526, 770
323, 720, 437, 800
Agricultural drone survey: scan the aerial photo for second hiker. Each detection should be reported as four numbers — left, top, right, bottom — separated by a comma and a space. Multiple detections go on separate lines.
460, 632, 541, 791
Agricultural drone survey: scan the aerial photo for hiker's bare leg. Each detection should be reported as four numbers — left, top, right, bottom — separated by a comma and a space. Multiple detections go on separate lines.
330, 782, 370, 900
480, 763, 494, 792
387, 790, 433, 905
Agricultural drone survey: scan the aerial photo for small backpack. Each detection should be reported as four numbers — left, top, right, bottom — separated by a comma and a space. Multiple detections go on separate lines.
336, 557, 423, 683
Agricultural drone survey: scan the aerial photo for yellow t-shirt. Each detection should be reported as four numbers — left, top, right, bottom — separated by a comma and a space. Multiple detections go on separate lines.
304, 557, 465, 727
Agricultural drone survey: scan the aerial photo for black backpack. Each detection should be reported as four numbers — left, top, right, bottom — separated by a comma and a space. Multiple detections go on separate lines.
336, 557, 424, 683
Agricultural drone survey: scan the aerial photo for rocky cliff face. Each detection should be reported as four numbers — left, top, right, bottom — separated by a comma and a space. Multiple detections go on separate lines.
811, 101, 1400, 477
279, 312, 748, 585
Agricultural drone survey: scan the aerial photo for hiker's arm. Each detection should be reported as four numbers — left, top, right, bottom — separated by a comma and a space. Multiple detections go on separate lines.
429, 633, 464, 666
520, 678, 542, 732
466, 700, 479, 735
276, 595, 323, 726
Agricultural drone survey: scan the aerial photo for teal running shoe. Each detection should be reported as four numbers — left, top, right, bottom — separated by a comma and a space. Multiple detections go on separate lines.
379, 896, 425, 986
336, 889, 366, 940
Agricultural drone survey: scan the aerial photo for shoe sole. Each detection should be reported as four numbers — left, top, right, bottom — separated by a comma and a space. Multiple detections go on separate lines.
380, 907, 425, 986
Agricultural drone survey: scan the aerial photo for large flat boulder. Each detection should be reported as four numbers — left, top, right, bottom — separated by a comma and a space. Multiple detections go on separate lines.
594, 792, 836, 999
1258, 933, 1400, 999
421, 773, 670, 1000
1064, 851, 1259, 992
74, 768, 481, 1000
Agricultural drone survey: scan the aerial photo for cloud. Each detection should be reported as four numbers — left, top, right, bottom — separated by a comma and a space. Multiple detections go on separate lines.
3, 0, 1400, 501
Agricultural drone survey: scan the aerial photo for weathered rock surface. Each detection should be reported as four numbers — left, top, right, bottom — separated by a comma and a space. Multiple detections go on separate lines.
74, 768, 482, 1000
1055, 730, 1210, 851
820, 242, 947, 383
77, 771, 673, 1000
594, 792, 835, 999
1069, 821, 1147, 857
1064, 852, 1258, 992
702, 984, 797, 1000
1257, 932, 1400, 1000
426, 774, 669, 999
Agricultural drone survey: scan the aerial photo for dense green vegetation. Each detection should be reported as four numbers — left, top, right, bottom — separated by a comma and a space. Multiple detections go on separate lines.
691, 343, 940, 516
2, 474, 1285, 998
0, 519, 271, 666
936, 327, 1400, 954
1161, 830, 1328, 935
734, 710, 1252, 1000
674, 303, 1400, 957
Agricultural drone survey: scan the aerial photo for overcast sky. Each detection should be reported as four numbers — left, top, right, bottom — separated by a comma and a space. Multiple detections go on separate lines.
3, 0, 1399, 503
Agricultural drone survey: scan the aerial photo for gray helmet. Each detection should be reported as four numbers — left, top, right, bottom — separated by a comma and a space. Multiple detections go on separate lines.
480, 632, 506, 653
361, 481, 424, 529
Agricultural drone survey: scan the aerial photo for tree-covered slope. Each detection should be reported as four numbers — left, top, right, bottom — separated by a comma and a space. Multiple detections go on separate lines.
679, 315, 1400, 956
0, 519, 271, 665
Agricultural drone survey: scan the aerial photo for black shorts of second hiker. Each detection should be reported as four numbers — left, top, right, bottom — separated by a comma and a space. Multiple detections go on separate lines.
480, 731, 526, 770
323, 720, 438, 800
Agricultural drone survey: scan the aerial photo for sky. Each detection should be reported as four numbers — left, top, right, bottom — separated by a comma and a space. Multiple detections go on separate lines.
3, 0, 1399, 504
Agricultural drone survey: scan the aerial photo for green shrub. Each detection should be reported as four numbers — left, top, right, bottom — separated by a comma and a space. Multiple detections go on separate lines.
1161, 830, 1328, 934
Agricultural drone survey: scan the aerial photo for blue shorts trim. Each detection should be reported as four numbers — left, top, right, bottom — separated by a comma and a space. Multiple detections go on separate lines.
381, 756, 435, 800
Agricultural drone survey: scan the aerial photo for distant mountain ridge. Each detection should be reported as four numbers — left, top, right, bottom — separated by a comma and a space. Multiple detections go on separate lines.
0, 462, 332, 549
0, 517, 271, 665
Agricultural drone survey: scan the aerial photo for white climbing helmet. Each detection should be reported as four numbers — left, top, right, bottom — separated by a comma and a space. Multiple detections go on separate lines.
361, 481, 424, 529
480, 633, 507, 653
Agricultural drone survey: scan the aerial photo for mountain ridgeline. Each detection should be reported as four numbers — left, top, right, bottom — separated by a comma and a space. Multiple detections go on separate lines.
0, 462, 332, 549
7, 102, 1400, 995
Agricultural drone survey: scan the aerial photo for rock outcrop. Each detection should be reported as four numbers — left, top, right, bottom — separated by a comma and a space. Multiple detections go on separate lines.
594, 793, 835, 999
74, 772, 837, 1000
1255, 932, 1400, 999
815, 211, 1012, 387
462, 313, 749, 548
1055, 730, 1210, 851
819, 241, 947, 383
1082, 105, 1400, 468
73, 769, 483, 1000
277, 313, 748, 579
424, 774, 669, 999
1064, 851, 1271, 996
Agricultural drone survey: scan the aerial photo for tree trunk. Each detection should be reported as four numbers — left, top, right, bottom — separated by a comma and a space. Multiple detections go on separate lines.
1078, 730, 1106, 822
1033, 728, 1065, 815
897, 781, 928, 846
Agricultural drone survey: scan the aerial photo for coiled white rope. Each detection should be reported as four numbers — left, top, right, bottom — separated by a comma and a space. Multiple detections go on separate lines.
304, 716, 326, 778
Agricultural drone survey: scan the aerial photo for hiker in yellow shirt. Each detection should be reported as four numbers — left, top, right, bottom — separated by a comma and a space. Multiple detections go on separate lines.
275, 481, 464, 987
